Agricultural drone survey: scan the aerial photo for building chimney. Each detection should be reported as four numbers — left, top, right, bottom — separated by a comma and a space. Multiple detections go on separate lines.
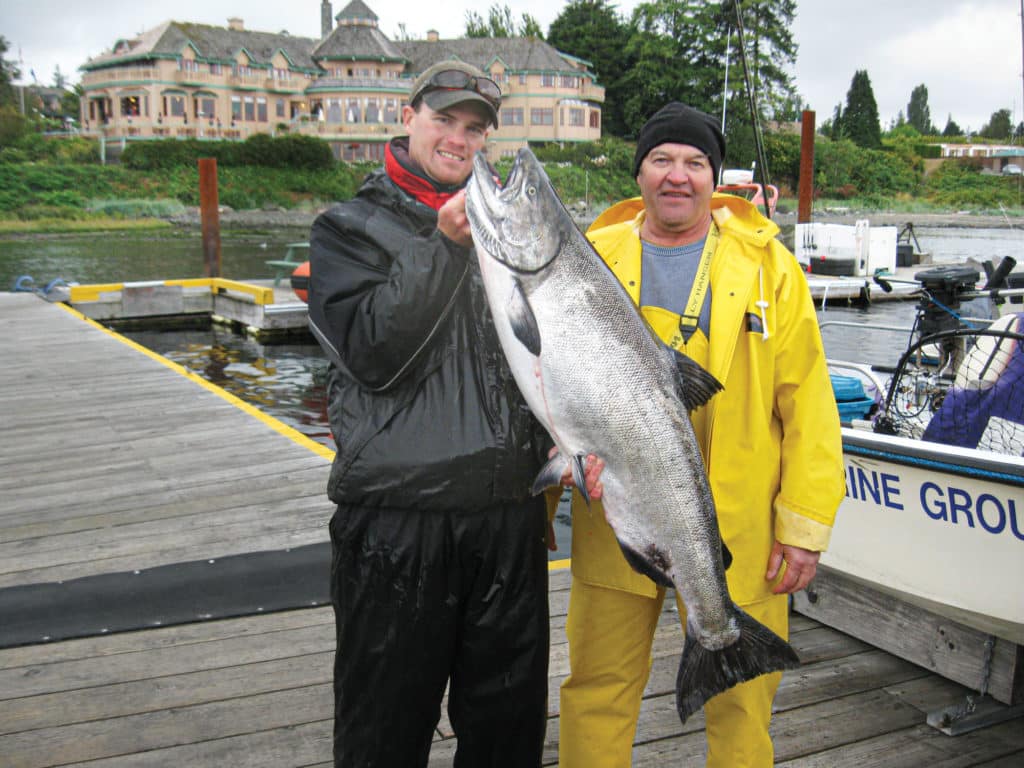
427, 30, 439, 42
321, 0, 333, 38
227, 17, 244, 31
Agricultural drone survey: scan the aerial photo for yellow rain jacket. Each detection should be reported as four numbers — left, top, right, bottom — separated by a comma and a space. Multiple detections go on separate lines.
571, 194, 845, 605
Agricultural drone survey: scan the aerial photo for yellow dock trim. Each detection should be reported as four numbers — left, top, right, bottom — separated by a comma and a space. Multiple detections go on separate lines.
68, 278, 275, 306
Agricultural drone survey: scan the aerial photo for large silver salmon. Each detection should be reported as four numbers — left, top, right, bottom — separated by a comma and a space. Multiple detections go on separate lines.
465, 147, 799, 723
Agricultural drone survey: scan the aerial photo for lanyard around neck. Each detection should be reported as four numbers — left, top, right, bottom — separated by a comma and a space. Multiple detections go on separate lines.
640, 223, 719, 353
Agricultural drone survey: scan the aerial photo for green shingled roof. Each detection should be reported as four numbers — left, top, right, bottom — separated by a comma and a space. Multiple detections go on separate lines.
82, 20, 321, 72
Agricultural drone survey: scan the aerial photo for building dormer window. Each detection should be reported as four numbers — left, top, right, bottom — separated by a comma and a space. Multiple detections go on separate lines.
179, 59, 200, 73
210, 63, 223, 75
235, 64, 254, 77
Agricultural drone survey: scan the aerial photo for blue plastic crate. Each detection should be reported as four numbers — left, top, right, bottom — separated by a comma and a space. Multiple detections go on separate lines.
836, 397, 874, 421
830, 374, 867, 403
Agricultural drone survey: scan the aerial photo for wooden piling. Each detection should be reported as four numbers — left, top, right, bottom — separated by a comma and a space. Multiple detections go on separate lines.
798, 110, 816, 224
199, 158, 222, 278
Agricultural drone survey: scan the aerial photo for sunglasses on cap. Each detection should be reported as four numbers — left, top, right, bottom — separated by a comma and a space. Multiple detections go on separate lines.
417, 69, 501, 106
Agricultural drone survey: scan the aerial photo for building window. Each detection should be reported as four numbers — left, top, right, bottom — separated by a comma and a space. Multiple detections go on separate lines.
530, 108, 553, 126
120, 96, 141, 116
244, 96, 255, 121
327, 99, 343, 123
384, 98, 399, 123
198, 97, 216, 120
235, 64, 254, 78
166, 95, 186, 117
273, 68, 289, 80
501, 107, 524, 126
231, 96, 242, 122
519, 73, 526, 85
590, 110, 600, 129
178, 59, 200, 73
257, 97, 267, 122
560, 75, 578, 89
346, 98, 362, 123
210, 63, 223, 75
365, 98, 380, 123
570, 108, 585, 127
541, 73, 555, 87
276, 99, 286, 118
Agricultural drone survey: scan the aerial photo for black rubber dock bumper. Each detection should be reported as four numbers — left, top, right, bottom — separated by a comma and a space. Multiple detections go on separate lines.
0, 542, 331, 649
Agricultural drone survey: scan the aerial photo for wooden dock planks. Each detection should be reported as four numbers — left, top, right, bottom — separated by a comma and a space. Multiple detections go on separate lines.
1, 293, 1022, 766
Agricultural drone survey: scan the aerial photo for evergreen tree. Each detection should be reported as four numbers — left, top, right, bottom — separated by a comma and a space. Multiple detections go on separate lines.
942, 114, 962, 137
0, 37, 20, 108
52, 65, 66, 90
839, 70, 882, 148
729, 0, 799, 121
979, 108, 1012, 140
618, 0, 798, 143
547, 0, 634, 137
823, 102, 843, 139
906, 84, 934, 134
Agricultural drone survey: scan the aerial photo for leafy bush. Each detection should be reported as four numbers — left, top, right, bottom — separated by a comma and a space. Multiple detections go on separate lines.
811, 137, 920, 198
122, 134, 335, 171
2, 133, 100, 164
924, 161, 1022, 209
914, 143, 942, 159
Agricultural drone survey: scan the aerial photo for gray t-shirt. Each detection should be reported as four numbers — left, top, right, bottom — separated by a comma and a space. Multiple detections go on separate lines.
639, 238, 711, 343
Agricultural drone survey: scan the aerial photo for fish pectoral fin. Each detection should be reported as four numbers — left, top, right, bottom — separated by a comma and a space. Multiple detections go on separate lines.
530, 452, 568, 495
673, 353, 724, 411
616, 540, 674, 588
508, 279, 541, 356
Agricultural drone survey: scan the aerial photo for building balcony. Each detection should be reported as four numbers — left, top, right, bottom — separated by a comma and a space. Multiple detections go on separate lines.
293, 121, 404, 139
82, 67, 159, 87
174, 70, 218, 86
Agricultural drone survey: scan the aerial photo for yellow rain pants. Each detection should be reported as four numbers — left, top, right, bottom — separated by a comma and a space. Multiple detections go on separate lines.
559, 581, 788, 768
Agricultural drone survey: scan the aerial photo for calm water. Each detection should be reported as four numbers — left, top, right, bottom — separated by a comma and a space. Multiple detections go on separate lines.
0, 228, 311, 290
4, 224, 1021, 559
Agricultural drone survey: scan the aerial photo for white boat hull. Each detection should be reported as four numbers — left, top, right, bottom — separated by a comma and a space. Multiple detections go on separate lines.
825, 428, 1024, 638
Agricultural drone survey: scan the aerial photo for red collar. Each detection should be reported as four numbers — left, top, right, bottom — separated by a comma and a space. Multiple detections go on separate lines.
384, 138, 462, 211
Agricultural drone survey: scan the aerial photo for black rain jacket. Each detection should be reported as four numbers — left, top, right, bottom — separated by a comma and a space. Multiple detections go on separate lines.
308, 167, 548, 512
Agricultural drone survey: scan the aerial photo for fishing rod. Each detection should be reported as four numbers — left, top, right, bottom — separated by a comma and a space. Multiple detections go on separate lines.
728, 0, 773, 220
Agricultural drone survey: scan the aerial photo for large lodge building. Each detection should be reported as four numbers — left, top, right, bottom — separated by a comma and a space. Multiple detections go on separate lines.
78, 0, 605, 161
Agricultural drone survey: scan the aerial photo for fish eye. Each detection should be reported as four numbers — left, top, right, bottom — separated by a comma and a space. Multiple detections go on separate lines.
527, 185, 536, 196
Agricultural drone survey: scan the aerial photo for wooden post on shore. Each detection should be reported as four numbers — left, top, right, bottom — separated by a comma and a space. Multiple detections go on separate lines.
198, 158, 221, 278
798, 110, 816, 224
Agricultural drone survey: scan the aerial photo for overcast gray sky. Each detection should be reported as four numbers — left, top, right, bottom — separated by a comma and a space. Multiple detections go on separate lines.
3, 0, 1021, 134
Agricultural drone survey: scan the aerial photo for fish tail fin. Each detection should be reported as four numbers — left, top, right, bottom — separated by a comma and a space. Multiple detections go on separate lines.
674, 606, 800, 724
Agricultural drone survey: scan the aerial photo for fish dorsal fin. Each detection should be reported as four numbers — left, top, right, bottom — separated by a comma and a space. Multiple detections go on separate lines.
508, 279, 541, 356
674, 353, 723, 412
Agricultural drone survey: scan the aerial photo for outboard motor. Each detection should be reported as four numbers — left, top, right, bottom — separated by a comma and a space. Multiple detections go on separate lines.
914, 266, 979, 337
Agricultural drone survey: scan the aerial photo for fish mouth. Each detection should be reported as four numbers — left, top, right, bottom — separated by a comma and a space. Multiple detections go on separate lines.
467, 151, 545, 262
466, 149, 565, 273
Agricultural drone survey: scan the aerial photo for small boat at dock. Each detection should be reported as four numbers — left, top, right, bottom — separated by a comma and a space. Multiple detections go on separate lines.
802, 261, 1024, 722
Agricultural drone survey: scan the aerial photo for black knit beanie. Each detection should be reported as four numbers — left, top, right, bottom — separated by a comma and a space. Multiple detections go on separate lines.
632, 102, 726, 180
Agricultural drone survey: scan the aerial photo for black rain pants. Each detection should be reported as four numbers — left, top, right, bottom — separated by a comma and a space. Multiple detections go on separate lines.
329, 497, 550, 767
